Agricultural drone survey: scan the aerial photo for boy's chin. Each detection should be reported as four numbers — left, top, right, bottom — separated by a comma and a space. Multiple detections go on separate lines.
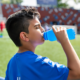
39, 40, 45, 45
36, 39, 45, 46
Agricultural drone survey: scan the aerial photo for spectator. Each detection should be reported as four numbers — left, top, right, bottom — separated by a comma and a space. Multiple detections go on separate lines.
44, 23, 50, 31
0, 21, 5, 38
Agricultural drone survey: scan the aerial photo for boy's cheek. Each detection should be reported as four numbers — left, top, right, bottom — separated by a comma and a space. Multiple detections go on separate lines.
29, 30, 42, 41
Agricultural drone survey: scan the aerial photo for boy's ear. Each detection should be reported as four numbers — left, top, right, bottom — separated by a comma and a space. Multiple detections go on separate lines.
20, 32, 29, 41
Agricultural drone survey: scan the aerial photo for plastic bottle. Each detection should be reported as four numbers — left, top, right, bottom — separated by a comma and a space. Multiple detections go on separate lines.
43, 28, 76, 41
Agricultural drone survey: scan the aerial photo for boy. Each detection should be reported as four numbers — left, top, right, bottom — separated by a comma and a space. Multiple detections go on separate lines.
5, 7, 80, 80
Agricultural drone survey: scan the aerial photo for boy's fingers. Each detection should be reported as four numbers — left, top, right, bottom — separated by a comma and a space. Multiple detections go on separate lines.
57, 27, 60, 31
52, 26, 56, 33
60, 27, 62, 30
60, 26, 64, 30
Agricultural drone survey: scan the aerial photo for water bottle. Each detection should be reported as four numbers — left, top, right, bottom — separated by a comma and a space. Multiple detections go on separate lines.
43, 28, 76, 41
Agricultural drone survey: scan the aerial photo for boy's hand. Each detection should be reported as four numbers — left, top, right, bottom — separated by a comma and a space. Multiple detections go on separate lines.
52, 26, 69, 44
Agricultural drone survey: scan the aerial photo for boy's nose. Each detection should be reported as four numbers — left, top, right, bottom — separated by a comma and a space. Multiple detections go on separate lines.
41, 27, 45, 33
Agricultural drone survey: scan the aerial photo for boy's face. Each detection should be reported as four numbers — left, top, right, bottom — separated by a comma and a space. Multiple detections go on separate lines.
28, 17, 45, 46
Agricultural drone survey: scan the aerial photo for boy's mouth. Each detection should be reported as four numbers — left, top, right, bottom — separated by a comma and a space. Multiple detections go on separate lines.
42, 35, 45, 41
41, 32, 45, 41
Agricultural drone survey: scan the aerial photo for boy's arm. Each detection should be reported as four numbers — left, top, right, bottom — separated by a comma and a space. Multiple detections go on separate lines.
61, 38, 80, 79
52, 26, 80, 79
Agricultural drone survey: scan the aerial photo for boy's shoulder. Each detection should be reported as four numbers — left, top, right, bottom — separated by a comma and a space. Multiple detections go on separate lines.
8, 51, 38, 65
7, 53, 17, 66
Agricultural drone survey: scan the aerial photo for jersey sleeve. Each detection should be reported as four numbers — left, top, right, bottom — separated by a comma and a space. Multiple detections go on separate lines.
34, 55, 69, 80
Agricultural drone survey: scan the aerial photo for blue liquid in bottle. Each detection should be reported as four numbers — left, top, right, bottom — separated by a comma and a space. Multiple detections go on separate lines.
43, 28, 76, 41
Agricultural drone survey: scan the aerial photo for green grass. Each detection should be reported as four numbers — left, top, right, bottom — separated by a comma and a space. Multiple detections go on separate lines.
0, 29, 80, 77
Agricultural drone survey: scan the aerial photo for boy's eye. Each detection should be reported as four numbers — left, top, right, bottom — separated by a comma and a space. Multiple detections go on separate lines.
36, 26, 40, 29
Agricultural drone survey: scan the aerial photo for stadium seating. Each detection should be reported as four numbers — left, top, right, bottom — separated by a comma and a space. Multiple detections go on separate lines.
1, 4, 80, 30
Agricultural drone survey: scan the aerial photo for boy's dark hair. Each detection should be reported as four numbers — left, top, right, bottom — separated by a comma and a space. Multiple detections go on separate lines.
6, 7, 40, 47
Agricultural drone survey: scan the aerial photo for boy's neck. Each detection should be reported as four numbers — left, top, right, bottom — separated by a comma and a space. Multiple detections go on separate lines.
17, 45, 36, 53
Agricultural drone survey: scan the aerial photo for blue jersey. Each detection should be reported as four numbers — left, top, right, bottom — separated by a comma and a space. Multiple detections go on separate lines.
5, 51, 69, 80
